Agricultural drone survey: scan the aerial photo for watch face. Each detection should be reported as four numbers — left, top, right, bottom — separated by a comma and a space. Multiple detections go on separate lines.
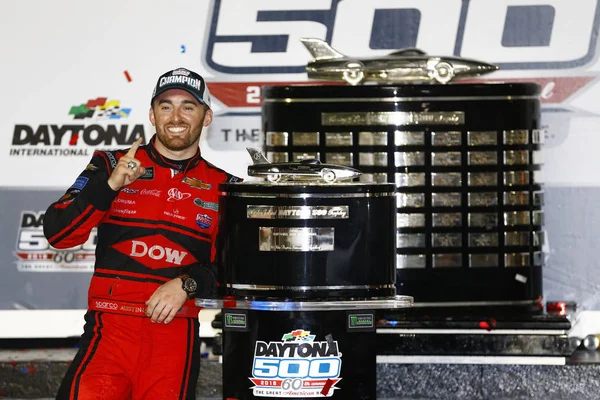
184, 278, 197, 293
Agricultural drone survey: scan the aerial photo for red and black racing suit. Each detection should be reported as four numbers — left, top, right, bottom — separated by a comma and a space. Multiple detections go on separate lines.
44, 135, 239, 400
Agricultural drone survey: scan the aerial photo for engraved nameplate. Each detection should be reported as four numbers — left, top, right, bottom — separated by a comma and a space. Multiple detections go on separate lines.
432, 152, 462, 166
467, 131, 497, 146
397, 193, 425, 208
505, 232, 530, 246
432, 233, 462, 247
322, 111, 465, 126
468, 172, 497, 187
266, 132, 289, 146
469, 253, 498, 268
325, 132, 353, 146
359, 152, 388, 166
504, 150, 530, 165
469, 233, 498, 247
432, 192, 461, 207
259, 227, 334, 252
433, 254, 462, 268
397, 254, 426, 269
468, 192, 498, 207
431, 131, 461, 146
359, 131, 388, 146
397, 233, 426, 248
396, 173, 426, 187
395, 131, 425, 146
504, 191, 529, 206
293, 132, 319, 146
468, 151, 497, 165
326, 152, 353, 166
395, 152, 425, 167
432, 172, 462, 187
267, 152, 289, 163
503, 130, 529, 145
293, 152, 320, 162
248, 205, 349, 220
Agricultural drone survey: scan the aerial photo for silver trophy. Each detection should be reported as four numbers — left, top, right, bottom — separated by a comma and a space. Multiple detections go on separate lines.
300, 37, 498, 85
246, 147, 361, 183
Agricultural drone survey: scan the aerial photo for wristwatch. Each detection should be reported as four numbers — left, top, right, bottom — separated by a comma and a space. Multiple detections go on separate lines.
179, 275, 198, 299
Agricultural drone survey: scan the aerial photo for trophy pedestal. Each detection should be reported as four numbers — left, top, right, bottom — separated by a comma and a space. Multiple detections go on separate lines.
197, 297, 412, 399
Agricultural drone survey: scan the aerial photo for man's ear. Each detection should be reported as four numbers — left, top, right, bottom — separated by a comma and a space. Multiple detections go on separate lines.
203, 108, 213, 127
149, 106, 156, 126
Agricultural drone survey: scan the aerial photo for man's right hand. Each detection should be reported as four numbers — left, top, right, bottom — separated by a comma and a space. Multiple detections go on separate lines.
107, 137, 147, 191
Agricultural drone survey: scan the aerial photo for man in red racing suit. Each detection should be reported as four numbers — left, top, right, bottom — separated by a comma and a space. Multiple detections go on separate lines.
43, 67, 240, 400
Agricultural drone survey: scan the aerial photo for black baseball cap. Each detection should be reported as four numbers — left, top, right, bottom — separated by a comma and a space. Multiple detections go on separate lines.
150, 67, 211, 109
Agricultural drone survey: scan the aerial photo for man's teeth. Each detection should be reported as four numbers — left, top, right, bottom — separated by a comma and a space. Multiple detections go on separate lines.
168, 126, 186, 133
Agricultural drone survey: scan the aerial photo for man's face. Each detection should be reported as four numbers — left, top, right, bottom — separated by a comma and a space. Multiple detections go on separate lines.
149, 88, 212, 152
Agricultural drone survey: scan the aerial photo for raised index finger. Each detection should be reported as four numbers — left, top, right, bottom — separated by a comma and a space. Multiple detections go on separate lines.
125, 137, 144, 157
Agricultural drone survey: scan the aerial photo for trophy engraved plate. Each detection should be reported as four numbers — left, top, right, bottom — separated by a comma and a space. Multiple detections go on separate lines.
505, 252, 530, 267
504, 150, 530, 165
431, 131, 462, 146
396, 173, 426, 187
504, 191, 529, 206
533, 150, 543, 165
468, 192, 498, 207
432, 192, 461, 207
397, 193, 425, 208
360, 173, 388, 183
533, 231, 545, 247
326, 152, 353, 166
469, 233, 498, 247
395, 131, 425, 146
432, 172, 462, 187
468, 151, 497, 165
267, 152, 289, 163
504, 171, 530, 186
504, 211, 530, 226
533, 170, 544, 184
293, 152, 320, 162
359, 131, 388, 146
432, 151, 462, 166
359, 152, 388, 166
432, 254, 462, 268
397, 233, 426, 248
325, 132, 353, 146
532, 129, 544, 144
432, 213, 462, 227
432, 233, 462, 247
321, 111, 465, 126
468, 213, 498, 228
505, 232, 530, 246
503, 130, 529, 145
247, 205, 349, 220
468, 172, 497, 187
259, 227, 334, 252
397, 213, 426, 228
397, 254, 426, 269
395, 152, 426, 167
266, 132, 289, 146
467, 131, 497, 146
533, 251, 542, 266
532, 210, 544, 225
293, 132, 320, 146
469, 253, 498, 268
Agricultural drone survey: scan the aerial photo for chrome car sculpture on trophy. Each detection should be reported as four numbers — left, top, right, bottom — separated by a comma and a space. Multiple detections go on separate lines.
300, 37, 498, 85
246, 147, 361, 183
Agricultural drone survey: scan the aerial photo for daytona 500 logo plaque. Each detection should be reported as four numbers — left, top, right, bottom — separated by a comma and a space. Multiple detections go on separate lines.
250, 330, 342, 397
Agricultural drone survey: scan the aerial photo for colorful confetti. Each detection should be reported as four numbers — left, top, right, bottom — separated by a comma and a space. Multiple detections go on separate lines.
124, 70, 132, 82
181, 44, 186, 53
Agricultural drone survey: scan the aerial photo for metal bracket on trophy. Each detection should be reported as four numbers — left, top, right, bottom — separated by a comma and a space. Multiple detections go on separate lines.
300, 37, 499, 85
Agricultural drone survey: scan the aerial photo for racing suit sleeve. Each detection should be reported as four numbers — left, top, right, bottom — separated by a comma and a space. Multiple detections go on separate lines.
43, 151, 119, 249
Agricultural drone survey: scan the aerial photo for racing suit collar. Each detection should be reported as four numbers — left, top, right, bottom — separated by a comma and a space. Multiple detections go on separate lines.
146, 134, 202, 172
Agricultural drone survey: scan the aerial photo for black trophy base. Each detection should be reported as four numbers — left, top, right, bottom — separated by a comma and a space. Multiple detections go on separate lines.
376, 305, 574, 358
222, 309, 377, 399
